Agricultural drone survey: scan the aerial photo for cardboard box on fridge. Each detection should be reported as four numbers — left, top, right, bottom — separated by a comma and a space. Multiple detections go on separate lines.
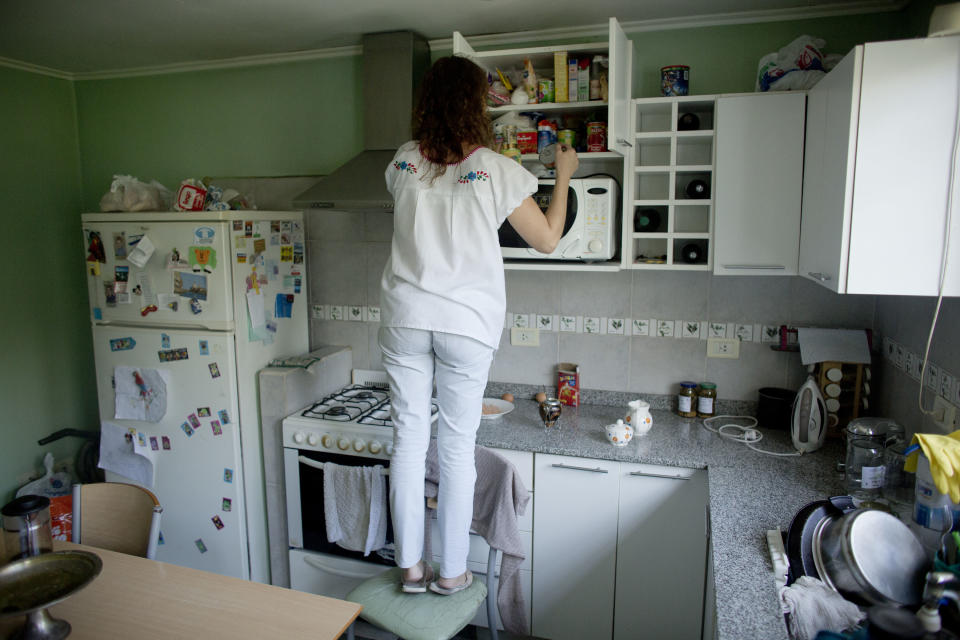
558, 362, 580, 407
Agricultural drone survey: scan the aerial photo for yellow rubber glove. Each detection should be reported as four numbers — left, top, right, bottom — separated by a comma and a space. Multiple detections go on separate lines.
905, 430, 960, 503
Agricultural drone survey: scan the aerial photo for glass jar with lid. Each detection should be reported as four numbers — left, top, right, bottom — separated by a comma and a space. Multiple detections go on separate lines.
677, 381, 698, 418
697, 382, 717, 418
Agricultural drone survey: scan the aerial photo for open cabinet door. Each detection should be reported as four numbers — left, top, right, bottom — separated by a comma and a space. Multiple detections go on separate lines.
452, 31, 475, 57
607, 18, 632, 153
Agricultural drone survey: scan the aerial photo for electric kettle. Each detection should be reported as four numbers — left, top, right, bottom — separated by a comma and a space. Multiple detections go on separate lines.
791, 376, 827, 453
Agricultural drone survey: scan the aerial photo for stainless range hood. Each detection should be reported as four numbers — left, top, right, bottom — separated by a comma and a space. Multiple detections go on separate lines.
293, 31, 430, 212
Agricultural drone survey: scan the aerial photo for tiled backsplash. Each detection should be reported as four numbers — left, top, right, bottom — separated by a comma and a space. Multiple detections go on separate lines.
882, 335, 960, 407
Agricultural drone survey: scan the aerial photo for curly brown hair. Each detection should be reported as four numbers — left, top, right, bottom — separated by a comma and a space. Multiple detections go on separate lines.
413, 56, 494, 180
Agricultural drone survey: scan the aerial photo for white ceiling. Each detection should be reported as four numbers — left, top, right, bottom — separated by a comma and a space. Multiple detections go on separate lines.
0, 0, 905, 76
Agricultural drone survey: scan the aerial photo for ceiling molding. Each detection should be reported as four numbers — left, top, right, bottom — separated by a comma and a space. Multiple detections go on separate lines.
1, 0, 908, 80
0, 56, 72, 80
428, 0, 909, 50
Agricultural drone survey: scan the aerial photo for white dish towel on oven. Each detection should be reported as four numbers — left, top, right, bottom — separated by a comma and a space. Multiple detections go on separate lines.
323, 463, 388, 556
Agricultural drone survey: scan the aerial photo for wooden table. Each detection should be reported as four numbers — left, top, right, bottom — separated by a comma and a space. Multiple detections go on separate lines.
0, 541, 361, 639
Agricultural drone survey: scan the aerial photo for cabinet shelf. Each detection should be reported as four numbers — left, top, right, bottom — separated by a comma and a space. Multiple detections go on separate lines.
504, 260, 622, 271
489, 100, 608, 115
521, 151, 620, 161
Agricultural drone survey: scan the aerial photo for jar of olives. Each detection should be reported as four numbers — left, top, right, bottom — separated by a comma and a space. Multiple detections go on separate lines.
697, 382, 717, 418
677, 381, 698, 418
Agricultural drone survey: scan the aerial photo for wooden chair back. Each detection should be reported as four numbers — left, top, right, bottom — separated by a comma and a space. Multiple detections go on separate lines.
72, 482, 162, 559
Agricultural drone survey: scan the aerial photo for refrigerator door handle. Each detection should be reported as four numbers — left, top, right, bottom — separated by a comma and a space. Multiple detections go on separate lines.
95, 321, 235, 332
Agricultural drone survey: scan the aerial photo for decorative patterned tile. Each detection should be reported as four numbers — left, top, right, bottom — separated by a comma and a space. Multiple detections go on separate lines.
328, 305, 344, 321
760, 325, 780, 343
583, 317, 601, 334
709, 322, 726, 338
734, 324, 753, 342
682, 320, 701, 339
632, 319, 650, 336
537, 314, 554, 331
311, 304, 325, 320
925, 364, 940, 390
895, 344, 905, 369
366, 306, 381, 322
656, 320, 674, 338
513, 313, 531, 328
348, 305, 363, 321
942, 372, 955, 398
607, 318, 625, 335
559, 315, 577, 333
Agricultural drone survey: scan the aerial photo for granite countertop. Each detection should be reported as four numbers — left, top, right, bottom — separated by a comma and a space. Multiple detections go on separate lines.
474, 398, 845, 640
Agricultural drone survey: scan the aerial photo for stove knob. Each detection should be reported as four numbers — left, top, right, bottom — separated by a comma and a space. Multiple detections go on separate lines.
321, 434, 334, 449
385, 443, 394, 456
368, 441, 382, 454
307, 434, 319, 447
293, 431, 305, 444
353, 439, 365, 453
337, 437, 351, 451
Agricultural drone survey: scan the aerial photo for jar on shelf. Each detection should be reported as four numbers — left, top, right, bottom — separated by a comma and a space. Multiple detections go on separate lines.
697, 382, 717, 418
677, 381, 698, 418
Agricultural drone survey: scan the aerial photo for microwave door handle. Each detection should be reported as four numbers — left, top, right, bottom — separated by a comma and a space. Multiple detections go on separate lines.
560, 234, 581, 259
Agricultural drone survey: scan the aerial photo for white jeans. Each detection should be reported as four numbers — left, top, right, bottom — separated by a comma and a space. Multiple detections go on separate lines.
379, 327, 495, 579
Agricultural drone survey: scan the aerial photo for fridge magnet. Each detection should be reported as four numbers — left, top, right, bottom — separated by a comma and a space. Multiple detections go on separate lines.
223, 468, 233, 483
86, 231, 106, 263
132, 284, 142, 296
173, 272, 207, 300
253, 238, 266, 255
197, 407, 211, 417
294, 277, 302, 294
292, 221, 303, 241
161, 436, 171, 450
104, 282, 117, 307
217, 409, 230, 424
222, 498, 232, 512
194, 538, 208, 554
137, 432, 147, 447
244, 221, 253, 237
188, 413, 201, 428
270, 221, 281, 233
115, 292, 131, 305
280, 246, 293, 262
232, 220, 243, 232
199, 340, 209, 355
208, 362, 221, 378
270, 233, 280, 247
161, 333, 170, 349
212, 515, 225, 530
293, 245, 304, 265
149, 436, 159, 451
166, 248, 190, 270
109, 337, 136, 352
211, 420, 222, 436
126, 235, 155, 268
275, 293, 294, 318
87, 260, 101, 277
280, 231, 291, 244
194, 226, 215, 244
115, 265, 129, 290
158, 532, 164, 545
235, 235, 247, 250
189, 298, 202, 315
236, 253, 247, 264
180, 422, 194, 437
158, 294, 179, 312
158, 347, 188, 362
93, 308, 102, 320
188, 246, 217, 273
281, 221, 292, 232
112, 232, 127, 259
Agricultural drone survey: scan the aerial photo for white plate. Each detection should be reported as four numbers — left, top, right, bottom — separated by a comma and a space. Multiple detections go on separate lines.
480, 398, 515, 420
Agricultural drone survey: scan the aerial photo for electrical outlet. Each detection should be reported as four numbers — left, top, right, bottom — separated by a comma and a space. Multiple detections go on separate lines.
932, 395, 958, 431
707, 337, 740, 359
511, 327, 540, 347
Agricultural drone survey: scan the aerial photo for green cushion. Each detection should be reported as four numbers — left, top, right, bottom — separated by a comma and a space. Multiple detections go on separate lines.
346, 567, 487, 640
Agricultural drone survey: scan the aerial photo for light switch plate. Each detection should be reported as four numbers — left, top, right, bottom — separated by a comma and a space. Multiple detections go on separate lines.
707, 337, 740, 359
933, 395, 958, 432
511, 327, 539, 347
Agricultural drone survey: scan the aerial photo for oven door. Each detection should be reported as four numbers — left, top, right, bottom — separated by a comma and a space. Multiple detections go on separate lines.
499, 181, 579, 259
289, 548, 390, 599
283, 448, 395, 566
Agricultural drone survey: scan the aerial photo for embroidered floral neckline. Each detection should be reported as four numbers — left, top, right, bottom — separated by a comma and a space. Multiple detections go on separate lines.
393, 160, 417, 174
457, 170, 489, 184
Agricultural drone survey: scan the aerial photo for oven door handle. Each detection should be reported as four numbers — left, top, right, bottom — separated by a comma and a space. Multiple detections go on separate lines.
301, 554, 387, 579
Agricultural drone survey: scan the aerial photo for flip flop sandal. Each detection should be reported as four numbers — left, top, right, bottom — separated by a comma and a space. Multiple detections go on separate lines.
429, 570, 473, 596
400, 562, 434, 594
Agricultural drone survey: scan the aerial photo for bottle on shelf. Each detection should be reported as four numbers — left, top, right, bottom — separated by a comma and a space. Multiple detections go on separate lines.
680, 242, 706, 264
634, 208, 662, 233
678, 112, 700, 131
685, 179, 710, 199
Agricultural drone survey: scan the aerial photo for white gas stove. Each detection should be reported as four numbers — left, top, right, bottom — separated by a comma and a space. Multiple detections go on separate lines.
281, 370, 438, 460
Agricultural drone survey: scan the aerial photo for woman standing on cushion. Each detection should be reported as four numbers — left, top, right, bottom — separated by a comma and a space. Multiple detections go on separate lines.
380, 55, 578, 595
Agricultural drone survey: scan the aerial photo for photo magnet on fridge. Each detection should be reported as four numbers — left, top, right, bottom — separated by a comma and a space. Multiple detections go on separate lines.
173, 272, 207, 300
195, 538, 207, 553
180, 422, 194, 437
232, 220, 243, 232
188, 246, 216, 273
149, 436, 159, 451
187, 413, 201, 428
87, 261, 100, 276
223, 468, 233, 483
197, 407, 211, 417
211, 420, 222, 436
158, 347, 188, 362
193, 226, 215, 244
208, 363, 221, 378
222, 498, 232, 512
212, 515, 225, 530
109, 337, 136, 351
161, 333, 170, 349
217, 409, 230, 424
112, 232, 126, 258
86, 231, 106, 263
199, 340, 209, 355
161, 436, 171, 450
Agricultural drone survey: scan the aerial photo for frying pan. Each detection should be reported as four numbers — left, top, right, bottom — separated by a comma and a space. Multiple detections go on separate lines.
786, 495, 855, 584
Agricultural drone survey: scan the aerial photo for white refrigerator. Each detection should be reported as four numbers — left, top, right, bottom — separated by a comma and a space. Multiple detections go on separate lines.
81, 211, 308, 582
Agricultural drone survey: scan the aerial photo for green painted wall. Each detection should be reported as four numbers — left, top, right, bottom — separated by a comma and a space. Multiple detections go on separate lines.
75, 57, 363, 210
0, 67, 96, 503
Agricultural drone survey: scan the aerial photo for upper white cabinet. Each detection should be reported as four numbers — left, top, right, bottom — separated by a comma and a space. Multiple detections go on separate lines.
454, 18, 633, 155
713, 92, 806, 276
799, 36, 960, 295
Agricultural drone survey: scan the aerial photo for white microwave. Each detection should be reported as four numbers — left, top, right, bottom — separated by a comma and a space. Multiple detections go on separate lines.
500, 177, 618, 261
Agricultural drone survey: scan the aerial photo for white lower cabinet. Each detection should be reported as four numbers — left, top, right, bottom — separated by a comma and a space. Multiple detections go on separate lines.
532, 453, 710, 640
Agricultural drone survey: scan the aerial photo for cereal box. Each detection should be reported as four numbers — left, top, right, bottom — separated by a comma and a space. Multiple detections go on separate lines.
558, 362, 580, 407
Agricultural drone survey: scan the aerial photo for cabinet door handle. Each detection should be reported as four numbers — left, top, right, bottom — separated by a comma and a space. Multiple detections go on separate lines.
807, 272, 831, 281
616, 138, 633, 148
552, 463, 608, 474
722, 264, 786, 271
628, 470, 690, 481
